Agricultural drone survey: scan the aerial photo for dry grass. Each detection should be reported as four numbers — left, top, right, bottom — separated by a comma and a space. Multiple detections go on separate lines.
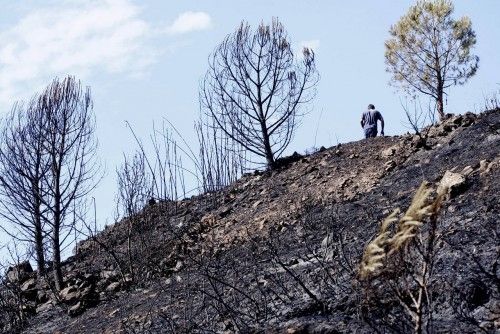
359, 180, 449, 279
359, 209, 399, 279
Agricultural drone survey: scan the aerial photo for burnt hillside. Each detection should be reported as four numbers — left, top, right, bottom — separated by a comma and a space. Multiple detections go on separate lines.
6, 109, 500, 333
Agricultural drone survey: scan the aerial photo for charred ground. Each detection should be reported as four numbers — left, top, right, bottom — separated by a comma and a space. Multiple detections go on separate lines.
5, 109, 500, 333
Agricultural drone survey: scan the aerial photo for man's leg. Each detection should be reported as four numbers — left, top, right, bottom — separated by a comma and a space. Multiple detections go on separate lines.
365, 128, 376, 138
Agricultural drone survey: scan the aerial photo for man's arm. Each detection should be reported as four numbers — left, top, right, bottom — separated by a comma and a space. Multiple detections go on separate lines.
360, 114, 365, 128
379, 112, 385, 136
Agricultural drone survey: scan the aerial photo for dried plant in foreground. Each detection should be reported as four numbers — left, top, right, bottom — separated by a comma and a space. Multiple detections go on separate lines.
359, 179, 450, 334
359, 209, 400, 279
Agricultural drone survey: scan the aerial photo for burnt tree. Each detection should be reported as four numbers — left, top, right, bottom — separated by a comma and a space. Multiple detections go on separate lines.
38, 76, 99, 290
201, 19, 318, 169
0, 101, 49, 276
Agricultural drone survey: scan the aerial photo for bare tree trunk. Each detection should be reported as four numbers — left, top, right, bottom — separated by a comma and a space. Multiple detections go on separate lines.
34, 185, 46, 276
437, 94, 444, 121
34, 214, 45, 276
260, 121, 274, 168
49, 133, 64, 291
52, 226, 63, 291
52, 194, 63, 290
437, 78, 445, 120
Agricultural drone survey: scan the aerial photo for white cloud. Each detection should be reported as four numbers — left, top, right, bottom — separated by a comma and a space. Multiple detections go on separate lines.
166, 11, 212, 35
0, 2, 212, 108
0, 0, 158, 107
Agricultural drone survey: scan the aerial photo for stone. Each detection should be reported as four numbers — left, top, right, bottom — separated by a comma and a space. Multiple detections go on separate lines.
106, 281, 121, 293
443, 123, 457, 133
59, 286, 81, 303
6, 261, 33, 283
486, 133, 500, 142
218, 206, 232, 218
109, 308, 120, 317
339, 179, 350, 188
68, 301, 84, 317
201, 214, 217, 226
20, 278, 38, 301
80, 286, 93, 298
305, 166, 319, 174
438, 170, 466, 197
381, 146, 397, 158
258, 218, 268, 230
37, 290, 49, 303
83, 273, 98, 284
384, 160, 396, 171
20, 278, 37, 291
36, 301, 54, 314
174, 261, 183, 272
252, 200, 262, 208
461, 112, 477, 126
452, 115, 464, 125
101, 270, 119, 281
479, 159, 493, 175
461, 165, 475, 177
320, 233, 335, 261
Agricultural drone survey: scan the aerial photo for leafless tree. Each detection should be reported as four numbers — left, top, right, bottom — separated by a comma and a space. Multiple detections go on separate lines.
0, 101, 49, 276
0, 245, 32, 332
402, 98, 436, 134
116, 152, 152, 220
125, 111, 245, 206
200, 18, 319, 169
37, 76, 100, 290
0, 78, 100, 291
401, 98, 435, 149
482, 88, 500, 111
115, 151, 153, 281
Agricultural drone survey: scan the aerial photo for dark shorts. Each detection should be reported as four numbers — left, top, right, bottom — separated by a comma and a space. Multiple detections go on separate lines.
364, 127, 377, 138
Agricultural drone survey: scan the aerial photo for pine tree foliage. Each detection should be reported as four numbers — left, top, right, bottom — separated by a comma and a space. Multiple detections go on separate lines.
385, 0, 479, 120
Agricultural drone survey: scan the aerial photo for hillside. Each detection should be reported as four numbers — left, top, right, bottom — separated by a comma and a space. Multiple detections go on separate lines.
5, 109, 500, 333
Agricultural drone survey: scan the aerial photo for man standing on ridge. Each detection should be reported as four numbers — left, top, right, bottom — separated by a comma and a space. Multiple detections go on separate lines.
361, 104, 384, 138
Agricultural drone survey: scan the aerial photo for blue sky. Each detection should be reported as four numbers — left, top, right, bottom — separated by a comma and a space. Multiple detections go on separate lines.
0, 1, 499, 257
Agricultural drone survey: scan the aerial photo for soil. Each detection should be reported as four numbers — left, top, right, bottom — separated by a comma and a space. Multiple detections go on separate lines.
7, 109, 500, 333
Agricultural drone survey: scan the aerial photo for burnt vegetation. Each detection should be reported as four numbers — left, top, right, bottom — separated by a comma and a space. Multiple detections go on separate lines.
0, 12, 499, 334
0, 107, 497, 333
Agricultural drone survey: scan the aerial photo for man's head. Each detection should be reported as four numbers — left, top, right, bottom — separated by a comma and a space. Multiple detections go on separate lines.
368, 104, 375, 110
